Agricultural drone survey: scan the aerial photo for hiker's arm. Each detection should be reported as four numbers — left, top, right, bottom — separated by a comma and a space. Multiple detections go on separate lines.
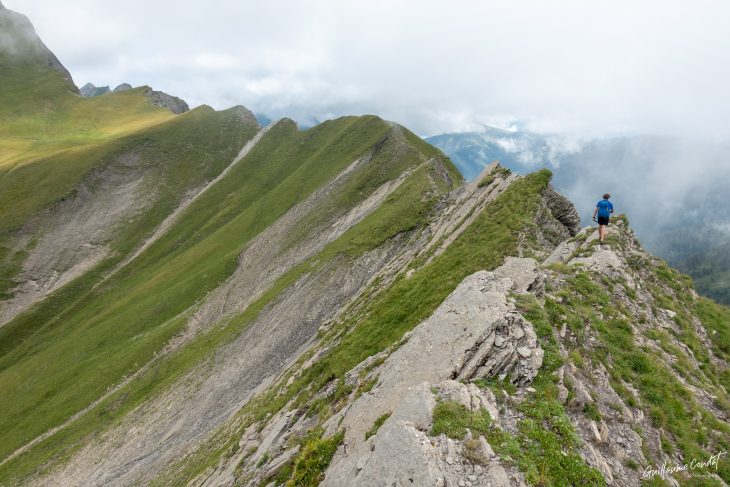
593, 207, 598, 219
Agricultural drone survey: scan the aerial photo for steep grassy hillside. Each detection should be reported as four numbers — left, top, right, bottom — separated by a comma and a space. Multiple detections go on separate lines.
0, 5, 176, 169
0, 111, 464, 484
0, 5, 260, 312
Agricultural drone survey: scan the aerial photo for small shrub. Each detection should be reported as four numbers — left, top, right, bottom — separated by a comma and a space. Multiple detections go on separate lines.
477, 174, 494, 188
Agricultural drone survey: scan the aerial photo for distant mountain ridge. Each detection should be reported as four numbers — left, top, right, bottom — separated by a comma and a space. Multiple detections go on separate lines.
80, 81, 189, 113
426, 126, 576, 180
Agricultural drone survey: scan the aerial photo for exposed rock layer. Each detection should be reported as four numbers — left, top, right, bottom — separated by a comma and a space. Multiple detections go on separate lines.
322, 258, 543, 487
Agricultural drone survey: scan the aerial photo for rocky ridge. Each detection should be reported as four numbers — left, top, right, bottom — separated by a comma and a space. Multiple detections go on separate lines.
321, 257, 544, 487
187, 215, 729, 486
141, 86, 189, 113
79, 82, 190, 113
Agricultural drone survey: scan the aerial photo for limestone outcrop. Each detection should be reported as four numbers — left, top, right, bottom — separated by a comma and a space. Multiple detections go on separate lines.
203, 218, 729, 487
322, 257, 543, 487
142, 86, 190, 114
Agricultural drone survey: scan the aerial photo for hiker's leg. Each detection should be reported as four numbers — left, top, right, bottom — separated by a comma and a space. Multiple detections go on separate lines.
599, 225, 605, 241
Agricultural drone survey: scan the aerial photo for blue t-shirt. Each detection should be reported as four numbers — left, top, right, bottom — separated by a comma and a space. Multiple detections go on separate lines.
596, 200, 613, 218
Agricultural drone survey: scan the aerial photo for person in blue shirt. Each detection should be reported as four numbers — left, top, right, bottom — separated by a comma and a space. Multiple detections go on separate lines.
592, 193, 614, 242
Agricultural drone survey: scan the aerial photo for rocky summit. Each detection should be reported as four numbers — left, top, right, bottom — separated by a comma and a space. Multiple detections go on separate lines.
80, 81, 189, 113
0, 4, 728, 487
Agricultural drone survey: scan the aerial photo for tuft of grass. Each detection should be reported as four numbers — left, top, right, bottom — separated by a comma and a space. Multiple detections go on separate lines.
285, 430, 344, 487
430, 401, 491, 440
364, 412, 391, 440
477, 174, 494, 188
583, 403, 602, 422
569, 350, 585, 369
473, 376, 517, 396
256, 451, 269, 468
355, 377, 378, 399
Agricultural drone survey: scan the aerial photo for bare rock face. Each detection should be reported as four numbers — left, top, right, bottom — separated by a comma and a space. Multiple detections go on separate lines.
542, 185, 581, 235
321, 258, 543, 487
79, 83, 189, 114
79, 82, 110, 97
335, 382, 519, 487
142, 87, 189, 114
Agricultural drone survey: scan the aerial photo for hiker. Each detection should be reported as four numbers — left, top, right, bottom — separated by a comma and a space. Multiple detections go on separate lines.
592, 193, 614, 242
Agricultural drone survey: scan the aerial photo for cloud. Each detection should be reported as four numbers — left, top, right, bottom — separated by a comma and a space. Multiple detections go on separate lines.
551, 135, 730, 245
5, 0, 730, 139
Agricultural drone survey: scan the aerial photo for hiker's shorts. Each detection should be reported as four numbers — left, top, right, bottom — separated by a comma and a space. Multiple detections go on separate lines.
597, 216, 610, 225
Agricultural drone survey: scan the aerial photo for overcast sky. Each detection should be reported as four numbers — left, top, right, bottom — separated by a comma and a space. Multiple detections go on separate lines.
6, 0, 730, 138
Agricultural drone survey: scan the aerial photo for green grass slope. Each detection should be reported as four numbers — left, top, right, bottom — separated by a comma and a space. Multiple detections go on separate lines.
0, 104, 259, 298
0, 6, 176, 169
0, 114, 462, 483
0, 6, 265, 304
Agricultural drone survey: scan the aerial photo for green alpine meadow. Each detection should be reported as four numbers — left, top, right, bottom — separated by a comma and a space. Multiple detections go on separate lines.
0, 3, 728, 486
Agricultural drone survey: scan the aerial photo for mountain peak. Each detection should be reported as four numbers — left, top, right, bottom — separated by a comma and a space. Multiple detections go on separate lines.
113, 83, 132, 92
78, 81, 189, 114
141, 86, 189, 114
79, 82, 110, 97
0, 4, 76, 89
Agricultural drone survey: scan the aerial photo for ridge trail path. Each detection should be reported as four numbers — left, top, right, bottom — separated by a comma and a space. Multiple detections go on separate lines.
0, 125, 272, 469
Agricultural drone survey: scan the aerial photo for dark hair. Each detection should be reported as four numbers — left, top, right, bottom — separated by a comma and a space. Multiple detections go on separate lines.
603, 193, 611, 199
